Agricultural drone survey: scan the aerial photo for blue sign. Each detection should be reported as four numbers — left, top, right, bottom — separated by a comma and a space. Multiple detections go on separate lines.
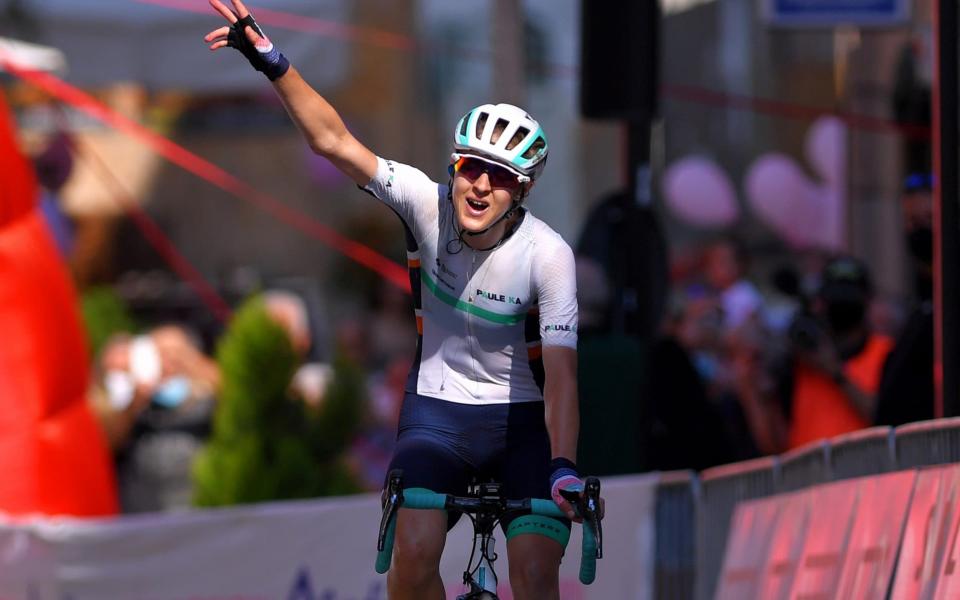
765, 0, 910, 26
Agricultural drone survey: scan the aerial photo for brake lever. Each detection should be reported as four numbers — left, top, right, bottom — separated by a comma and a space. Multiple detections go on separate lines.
556, 477, 603, 559
584, 476, 602, 559
377, 469, 404, 551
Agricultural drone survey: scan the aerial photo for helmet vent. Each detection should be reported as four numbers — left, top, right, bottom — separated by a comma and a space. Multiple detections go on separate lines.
459, 115, 469, 137
491, 118, 511, 144
506, 127, 529, 151
522, 136, 546, 160
475, 112, 489, 139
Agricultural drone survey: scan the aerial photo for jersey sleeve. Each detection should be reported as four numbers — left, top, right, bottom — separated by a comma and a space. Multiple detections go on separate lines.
362, 157, 442, 241
533, 235, 579, 349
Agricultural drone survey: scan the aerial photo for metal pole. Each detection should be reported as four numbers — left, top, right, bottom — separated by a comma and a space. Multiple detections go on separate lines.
933, 0, 959, 417
492, 0, 526, 106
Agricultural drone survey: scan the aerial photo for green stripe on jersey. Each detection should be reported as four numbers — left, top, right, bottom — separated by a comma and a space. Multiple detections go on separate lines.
421, 269, 525, 325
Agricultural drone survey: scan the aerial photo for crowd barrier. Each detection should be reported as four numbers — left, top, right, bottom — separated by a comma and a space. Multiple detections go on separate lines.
695, 456, 778, 600
4, 418, 960, 599
656, 418, 960, 600
777, 440, 830, 493
654, 471, 698, 599
0, 474, 658, 600
896, 416, 960, 469
829, 426, 895, 481
715, 469, 918, 599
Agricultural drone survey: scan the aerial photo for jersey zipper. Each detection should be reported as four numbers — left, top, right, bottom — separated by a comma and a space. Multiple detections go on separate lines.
466, 250, 480, 396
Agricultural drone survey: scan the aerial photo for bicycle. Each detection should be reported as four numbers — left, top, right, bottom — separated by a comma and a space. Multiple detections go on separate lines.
375, 469, 603, 600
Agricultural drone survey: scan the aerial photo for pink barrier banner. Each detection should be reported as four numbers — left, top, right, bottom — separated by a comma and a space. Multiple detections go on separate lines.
716, 496, 783, 599
719, 470, 918, 600
933, 466, 960, 598
890, 465, 960, 599
787, 480, 859, 598
753, 492, 810, 599
834, 470, 916, 600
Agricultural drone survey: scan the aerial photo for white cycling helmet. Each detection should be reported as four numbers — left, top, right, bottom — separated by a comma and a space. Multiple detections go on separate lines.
452, 103, 549, 182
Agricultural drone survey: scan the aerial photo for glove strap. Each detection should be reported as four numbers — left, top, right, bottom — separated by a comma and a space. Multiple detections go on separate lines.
549, 457, 579, 489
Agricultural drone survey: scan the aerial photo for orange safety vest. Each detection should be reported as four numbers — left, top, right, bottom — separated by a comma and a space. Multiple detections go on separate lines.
788, 333, 894, 450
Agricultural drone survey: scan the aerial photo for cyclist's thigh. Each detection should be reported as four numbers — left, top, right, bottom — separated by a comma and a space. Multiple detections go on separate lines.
387, 393, 474, 529
495, 401, 571, 539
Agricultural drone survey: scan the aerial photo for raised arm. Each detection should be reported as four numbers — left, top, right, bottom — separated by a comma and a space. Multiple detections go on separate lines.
204, 0, 377, 186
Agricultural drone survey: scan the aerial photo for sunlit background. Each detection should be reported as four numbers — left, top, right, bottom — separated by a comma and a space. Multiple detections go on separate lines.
0, 0, 956, 598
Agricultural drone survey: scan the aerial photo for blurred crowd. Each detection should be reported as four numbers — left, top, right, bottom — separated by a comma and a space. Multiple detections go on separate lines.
27, 129, 416, 514
81, 285, 414, 513
575, 173, 936, 475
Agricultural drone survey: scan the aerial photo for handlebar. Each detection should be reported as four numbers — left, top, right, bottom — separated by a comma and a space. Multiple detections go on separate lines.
375, 472, 603, 585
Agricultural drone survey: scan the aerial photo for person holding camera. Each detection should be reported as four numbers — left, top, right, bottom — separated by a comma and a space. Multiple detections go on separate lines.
875, 173, 935, 426
783, 256, 894, 449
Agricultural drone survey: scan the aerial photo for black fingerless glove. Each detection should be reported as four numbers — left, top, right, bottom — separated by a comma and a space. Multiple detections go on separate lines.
227, 14, 290, 81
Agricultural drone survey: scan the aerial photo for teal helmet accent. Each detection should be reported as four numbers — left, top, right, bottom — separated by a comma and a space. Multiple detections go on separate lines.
452, 103, 548, 181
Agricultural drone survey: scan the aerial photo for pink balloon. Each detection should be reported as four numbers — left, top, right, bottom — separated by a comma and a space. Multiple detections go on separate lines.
804, 116, 847, 186
662, 156, 740, 228
745, 154, 821, 249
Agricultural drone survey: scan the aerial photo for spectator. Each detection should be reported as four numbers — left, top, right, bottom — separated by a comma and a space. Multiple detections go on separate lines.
643, 293, 737, 470
702, 236, 764, 333
33, 131, 76, 259
780, 256, 894, 449
263, 289, 333, 407
90, 324, 220, 512
875, 173, 936, 425
661, 239, 784, 461
574, 256, 646, 475
347, 352, 411, 491
576, 188, 669, 338
575, 256, 612, 337
724, 315, 789, 457
367, 278, 418, 371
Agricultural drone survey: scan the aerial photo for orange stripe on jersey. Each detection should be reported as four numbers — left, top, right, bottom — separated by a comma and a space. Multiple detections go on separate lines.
408, 258, 421, 268
416, 315, 423, 335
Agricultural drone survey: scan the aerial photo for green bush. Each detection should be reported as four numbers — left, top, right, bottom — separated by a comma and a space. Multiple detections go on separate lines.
79, 286, 138, 357
192, 296, 366, 506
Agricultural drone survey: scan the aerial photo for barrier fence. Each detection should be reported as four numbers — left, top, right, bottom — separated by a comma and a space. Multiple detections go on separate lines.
829, 426, 896, 481
674, 417, 960, 599
0, 475, 659, 600
3, 418, 960, 599
654, 471, 698, 599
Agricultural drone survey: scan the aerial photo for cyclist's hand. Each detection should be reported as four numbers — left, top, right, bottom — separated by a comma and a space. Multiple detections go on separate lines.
204, 0, 290, 81
550, 458, 584, 522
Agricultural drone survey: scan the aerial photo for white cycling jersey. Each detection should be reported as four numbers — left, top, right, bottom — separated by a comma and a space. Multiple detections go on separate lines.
363, 157, 578, 405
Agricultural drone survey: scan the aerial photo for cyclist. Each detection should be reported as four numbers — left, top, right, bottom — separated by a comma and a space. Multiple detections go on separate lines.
205, 2, 595, 598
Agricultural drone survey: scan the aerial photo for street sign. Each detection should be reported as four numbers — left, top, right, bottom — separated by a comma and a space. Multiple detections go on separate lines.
764, 0, 911, 27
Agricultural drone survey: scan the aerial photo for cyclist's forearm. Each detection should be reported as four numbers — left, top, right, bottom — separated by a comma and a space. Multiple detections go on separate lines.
542, 351, 579, 461
545, 388, 579, 461
542, 346, 579, 460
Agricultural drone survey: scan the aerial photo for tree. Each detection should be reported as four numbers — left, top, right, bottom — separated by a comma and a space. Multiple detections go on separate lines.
193, 296, 365, 506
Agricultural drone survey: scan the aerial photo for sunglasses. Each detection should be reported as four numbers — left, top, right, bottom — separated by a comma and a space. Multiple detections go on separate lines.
454, 156, 524, 190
